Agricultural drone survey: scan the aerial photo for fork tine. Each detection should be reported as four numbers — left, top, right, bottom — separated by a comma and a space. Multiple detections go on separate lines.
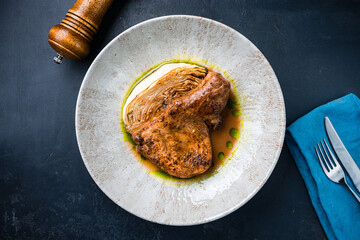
320, 140, 335, 168
317, 143, 332, 170
315, 145, 329, 172
324, 139, 339, 167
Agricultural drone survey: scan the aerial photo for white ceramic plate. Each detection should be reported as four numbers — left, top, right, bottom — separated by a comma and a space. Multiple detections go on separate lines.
76, 15, 285, 225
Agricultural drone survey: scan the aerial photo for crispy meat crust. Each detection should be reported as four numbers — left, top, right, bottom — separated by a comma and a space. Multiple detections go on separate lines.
133, 72, 230, 178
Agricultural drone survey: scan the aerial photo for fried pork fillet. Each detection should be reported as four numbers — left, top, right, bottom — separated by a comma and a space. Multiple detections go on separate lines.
132, 72, 230, 178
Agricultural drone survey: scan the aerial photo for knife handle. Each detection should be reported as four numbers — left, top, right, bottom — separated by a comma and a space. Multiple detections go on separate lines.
48, 0, 114, 63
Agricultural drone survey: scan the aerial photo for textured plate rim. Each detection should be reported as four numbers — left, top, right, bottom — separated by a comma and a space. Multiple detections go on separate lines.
75, 15, 286, 226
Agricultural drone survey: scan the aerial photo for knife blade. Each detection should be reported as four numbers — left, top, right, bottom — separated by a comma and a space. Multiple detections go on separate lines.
325, 116, 360, 192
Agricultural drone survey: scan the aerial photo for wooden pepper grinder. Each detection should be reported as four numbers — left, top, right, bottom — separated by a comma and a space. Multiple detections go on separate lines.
48, 0, 114, 64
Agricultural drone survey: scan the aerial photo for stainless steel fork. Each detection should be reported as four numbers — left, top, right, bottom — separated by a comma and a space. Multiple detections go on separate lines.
315, 139, 360, 203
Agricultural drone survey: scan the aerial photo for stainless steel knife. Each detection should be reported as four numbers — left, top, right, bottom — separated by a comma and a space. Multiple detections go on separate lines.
325, 116, 360, 192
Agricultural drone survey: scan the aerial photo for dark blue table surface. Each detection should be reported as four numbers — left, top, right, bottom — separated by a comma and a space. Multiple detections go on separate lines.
1, 0, 359, 239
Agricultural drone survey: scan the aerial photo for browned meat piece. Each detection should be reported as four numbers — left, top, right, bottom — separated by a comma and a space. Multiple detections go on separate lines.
166, 72, 231, 130
134, 113, 212, 178
133, 72, 230, 178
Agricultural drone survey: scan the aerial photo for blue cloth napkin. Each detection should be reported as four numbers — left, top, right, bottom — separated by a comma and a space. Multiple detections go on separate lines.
286, 93, 360, 240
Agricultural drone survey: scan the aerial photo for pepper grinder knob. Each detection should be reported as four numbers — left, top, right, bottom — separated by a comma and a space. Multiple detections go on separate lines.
48, 0, 114, 63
